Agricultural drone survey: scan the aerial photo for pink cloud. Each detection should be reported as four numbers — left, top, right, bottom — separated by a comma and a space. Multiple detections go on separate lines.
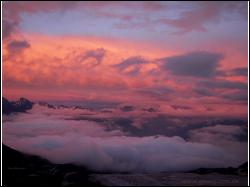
3, 113, 239, 173
3, 106, 248, 173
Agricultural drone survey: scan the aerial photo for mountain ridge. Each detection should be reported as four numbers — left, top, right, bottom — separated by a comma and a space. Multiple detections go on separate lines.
2, 97, 94, 115
2, 97, 158, 115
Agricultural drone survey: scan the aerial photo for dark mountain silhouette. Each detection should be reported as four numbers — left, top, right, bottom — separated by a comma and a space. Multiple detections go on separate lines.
237, 162, 248, 175
2, 97, 94, 115
3, 143, 248, 186
11, 97, 34, 112
38, 102, 56, 109
2, 144, 101, 186
70, 105, 94, 111
2, 97, 34, 115
2, 97, 13, 115
2, 144, 30, 169
187, 162, 248, 175
2, 144, 51, 170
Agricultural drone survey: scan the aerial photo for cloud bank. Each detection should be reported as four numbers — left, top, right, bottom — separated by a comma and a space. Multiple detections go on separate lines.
2, 106, 248, 173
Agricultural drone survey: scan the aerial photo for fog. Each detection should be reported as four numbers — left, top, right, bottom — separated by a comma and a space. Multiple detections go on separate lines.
2, 105, 248, 173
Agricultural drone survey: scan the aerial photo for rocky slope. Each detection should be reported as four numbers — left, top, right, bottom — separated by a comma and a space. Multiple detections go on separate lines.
2, 144, 248, 186
2, 144, 102, 186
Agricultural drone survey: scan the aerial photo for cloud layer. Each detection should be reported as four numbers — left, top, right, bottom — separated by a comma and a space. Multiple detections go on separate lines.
2, 106, 248, 173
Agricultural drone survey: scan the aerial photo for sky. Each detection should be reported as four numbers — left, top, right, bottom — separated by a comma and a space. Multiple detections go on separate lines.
2, 1, 248, 111
1, 1, 249, 173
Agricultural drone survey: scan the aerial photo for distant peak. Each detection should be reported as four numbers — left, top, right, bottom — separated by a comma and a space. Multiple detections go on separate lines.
2, 97, 9, 101
19, 97, 28, 101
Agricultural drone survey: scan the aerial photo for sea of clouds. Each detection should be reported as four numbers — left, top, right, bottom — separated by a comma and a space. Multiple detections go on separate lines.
2, 104, 248, 173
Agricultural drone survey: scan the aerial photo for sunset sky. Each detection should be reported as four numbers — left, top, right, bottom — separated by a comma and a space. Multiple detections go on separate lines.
1, 1, 249, 173
2, 1, 248, 114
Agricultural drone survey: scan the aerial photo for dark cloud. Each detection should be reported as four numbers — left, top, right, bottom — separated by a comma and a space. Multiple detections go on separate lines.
80, 48, 106, 66
5, 40, 31, 58
152, 79, 159, 83
222, 90, 248, 101
191, 87, 213, 96
100, 110, 113, 113
113, 116, 178, 137
147, 68, 159, 76
113, 56, 148, 69
123, 67, 140, 75
136, 84, 175, 100
112, 56, 149, 74
160, 51, 223, 78
114, 116, 248, 141
171, 106, 192, 110
142, 108, 157, 112
215, 70, 227, 77
197, 80, 248, 90
230, 67, 248, 76
2, 20, 18, 40
7, 40, 31, 48
120, 106, 135, 112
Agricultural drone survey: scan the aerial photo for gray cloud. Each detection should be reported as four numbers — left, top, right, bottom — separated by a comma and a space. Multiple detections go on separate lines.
7, 40, 31, 48
222, 90, 248, 101
120, 106, 135, 112
112, 56, 149, 74
171, 105, 192, 110
2, 20, 18, 40
5, 40, 31, 58
230, 67, 248, 76
160, 51, 223, 78
80, 48, 106, 66
196, 80, 248, 90
215, 70, 227, 77
135, 84, 175, 100
191, 87, 213, 96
